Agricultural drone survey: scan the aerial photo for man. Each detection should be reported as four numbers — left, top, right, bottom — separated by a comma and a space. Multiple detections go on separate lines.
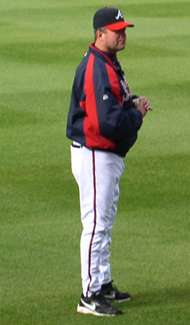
66, 7, 151, 317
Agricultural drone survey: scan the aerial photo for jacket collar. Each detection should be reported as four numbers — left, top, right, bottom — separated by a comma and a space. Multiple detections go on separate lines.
89, 43, 118, 72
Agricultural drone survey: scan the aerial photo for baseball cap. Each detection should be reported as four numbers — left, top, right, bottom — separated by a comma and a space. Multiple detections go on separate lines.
93, 7, 134, 31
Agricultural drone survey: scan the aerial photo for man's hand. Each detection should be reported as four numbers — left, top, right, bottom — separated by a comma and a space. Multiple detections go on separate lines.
133, 96, 152, 117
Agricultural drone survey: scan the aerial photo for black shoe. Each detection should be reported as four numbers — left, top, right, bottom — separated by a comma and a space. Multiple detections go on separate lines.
101, 281, 132, 303
77, 292, 122, 317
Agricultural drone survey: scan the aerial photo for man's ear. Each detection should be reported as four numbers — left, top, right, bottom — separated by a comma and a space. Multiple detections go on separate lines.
96, 28, 106, 41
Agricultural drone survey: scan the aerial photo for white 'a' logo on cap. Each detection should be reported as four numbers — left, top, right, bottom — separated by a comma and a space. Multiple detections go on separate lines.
115, 10, 124, 20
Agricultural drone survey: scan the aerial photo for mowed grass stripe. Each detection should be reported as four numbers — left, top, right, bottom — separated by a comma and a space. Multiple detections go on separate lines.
0, 33, 189, 66
1, 0, 190, 17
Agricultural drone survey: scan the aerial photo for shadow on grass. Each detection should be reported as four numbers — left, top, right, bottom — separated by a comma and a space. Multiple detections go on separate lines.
127, 285, 190, 309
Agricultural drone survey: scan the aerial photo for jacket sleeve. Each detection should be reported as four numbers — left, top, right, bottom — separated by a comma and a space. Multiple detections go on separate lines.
93, 59, 143, 142
66, 63, 86, 141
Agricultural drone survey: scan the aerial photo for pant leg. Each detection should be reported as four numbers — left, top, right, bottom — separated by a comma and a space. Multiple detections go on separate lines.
99, 173, 124, 286
71, 146, 124, 297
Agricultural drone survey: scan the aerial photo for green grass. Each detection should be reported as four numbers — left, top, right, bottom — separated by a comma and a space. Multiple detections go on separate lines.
0, 0, 190, 324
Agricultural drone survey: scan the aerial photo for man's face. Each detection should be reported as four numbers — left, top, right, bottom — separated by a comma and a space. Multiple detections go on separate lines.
101, 28, 127, 53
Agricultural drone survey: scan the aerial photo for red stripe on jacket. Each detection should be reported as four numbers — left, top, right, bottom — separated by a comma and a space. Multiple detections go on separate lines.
83, 53, 116, 149
105, 63, 123, 105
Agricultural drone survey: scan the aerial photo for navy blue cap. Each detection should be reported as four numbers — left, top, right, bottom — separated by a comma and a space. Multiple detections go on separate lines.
93, 7, 134, 31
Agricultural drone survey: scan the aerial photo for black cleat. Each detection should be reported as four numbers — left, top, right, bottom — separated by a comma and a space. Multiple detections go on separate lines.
101, 281, 132, 303
77, 292, 122, 317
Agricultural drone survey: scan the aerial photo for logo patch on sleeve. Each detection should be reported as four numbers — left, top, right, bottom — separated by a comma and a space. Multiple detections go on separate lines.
103, 94, 109, 101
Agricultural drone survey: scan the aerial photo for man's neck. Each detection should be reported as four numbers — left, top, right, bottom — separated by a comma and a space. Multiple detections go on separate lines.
94, 42, 117, 56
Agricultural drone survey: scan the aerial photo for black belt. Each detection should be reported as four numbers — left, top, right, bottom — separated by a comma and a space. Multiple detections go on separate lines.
72, 141, 83, 148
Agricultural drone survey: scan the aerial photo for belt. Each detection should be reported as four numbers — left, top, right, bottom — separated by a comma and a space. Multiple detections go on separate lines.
72, 141, 83, 148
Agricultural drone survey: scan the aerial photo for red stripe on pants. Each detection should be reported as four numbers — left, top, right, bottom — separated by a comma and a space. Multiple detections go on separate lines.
86, 150, 97, 297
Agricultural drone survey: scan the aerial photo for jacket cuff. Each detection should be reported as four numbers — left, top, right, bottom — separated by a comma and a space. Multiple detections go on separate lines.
130, 108, 143, 130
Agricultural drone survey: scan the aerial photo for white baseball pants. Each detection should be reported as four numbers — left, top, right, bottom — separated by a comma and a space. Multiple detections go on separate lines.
71, 145, 125, 297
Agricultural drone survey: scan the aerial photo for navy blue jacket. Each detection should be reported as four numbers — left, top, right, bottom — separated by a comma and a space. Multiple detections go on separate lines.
66, 44, 143, 157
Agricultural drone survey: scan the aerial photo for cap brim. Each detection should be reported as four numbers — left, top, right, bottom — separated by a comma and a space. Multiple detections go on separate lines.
105, 21, 134, 31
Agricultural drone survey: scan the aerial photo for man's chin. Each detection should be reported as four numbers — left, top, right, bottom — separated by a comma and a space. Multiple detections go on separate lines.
117, 44, 125, 51
108, 44, 125, 53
